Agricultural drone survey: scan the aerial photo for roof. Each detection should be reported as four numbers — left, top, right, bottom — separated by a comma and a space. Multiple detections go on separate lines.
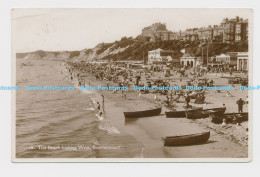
149, 48, 163, 52
237, 52, 248, 56
182, 53, 192, 57
216, 53, 230, 57
226, 52, 239, 56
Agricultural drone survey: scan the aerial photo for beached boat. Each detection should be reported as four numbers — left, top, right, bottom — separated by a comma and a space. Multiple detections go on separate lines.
210, 112, 248, 124
165, 107, 203, 118
123, 107, 162, 118
189, 107, 226, 113
185, 107, 226, 119
162, 131, 210, 146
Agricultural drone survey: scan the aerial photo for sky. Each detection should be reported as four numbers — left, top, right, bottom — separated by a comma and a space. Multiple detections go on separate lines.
12, 8, 252, 53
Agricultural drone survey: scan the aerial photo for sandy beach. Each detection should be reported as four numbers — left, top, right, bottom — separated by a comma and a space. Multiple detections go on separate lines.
77, 67, 248, 158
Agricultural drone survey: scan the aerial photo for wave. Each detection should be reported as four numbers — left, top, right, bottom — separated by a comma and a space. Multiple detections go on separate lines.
81, 89, 92, 94
36, 120, 100, 143
98, 122, 120, 135
95, 113, 104, 121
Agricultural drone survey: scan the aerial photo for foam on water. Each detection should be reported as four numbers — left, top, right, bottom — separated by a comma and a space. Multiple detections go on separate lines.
98, 124, 120, 135
81, 89, 92, 94
95, 113, 104, 121
90, 97, 98, 105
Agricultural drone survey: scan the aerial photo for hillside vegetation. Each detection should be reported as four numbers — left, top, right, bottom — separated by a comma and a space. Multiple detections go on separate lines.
16, 36, 248, 62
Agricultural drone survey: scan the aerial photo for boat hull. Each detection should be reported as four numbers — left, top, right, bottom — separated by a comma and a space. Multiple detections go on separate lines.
162, 131, 210, 146
124, 107, 162, 118
185, 107, 226, 119
211, 112, 248, 124
165, 107, 203, 118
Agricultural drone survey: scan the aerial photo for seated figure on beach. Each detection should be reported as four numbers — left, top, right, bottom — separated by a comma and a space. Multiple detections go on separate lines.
226, 91, 234, 97
123, 91, 127, 99
138, 90, 141, 98
112, 89, 117, 94
173, 94, 181, 102
216, 89, 222, 93
165, 96, 170, 107
154, 93, 157, 100
221, 119, 227, 128
232, 114, 241, 125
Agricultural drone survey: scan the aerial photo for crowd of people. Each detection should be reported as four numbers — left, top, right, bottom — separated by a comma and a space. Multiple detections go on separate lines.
63, 61, 248, 125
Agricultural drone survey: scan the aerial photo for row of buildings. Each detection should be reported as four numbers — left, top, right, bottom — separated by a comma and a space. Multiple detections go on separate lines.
141, 16, 248, 43
147, 48, 248, 71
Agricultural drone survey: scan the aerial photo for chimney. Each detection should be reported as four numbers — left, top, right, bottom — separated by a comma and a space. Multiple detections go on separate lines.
236, 16, 239, 22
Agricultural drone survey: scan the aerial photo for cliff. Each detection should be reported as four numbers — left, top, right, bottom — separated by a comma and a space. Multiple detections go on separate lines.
16, 37, 248, 62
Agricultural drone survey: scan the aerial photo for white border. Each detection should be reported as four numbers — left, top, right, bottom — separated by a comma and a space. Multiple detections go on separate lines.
11, 7, 253, 163
1, 0, 260, 177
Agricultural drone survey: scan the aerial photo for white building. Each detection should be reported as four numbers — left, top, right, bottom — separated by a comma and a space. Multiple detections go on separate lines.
216, 54, 230, 64
215, 53, 238, 69
148, 48, 174, 64
180, 53, 203, 68
237, 52, 248, 70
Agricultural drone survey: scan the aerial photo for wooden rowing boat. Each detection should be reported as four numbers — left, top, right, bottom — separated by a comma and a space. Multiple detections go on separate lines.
162, 131, 210, 146
210, 112, 248, 124
188, 107, 226, 113
165, 107, 203, 118
123, 107, 162, 118
185, 107, 226, 119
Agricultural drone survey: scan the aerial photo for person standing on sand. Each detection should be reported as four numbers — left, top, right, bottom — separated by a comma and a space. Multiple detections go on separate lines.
96, 102, 101, 112
185, 94, 191, 108
123, 91, 127, 99
154, 93, 157, 100
101, 95, 105, 112
82, 79, 85, 86
236, 97, 245, 113
138, 90, 141, 98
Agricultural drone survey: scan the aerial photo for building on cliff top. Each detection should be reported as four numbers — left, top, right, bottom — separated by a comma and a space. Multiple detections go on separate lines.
148, 48, 174, 64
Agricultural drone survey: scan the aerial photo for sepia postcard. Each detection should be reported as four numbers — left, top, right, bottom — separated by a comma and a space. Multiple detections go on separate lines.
11, 8, 253, 162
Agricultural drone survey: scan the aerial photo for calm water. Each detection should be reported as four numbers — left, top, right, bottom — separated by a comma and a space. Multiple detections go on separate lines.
16, 58, 143, 158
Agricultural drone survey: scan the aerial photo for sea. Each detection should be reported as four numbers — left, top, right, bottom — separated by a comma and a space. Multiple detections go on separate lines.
16, 57, 143, 158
